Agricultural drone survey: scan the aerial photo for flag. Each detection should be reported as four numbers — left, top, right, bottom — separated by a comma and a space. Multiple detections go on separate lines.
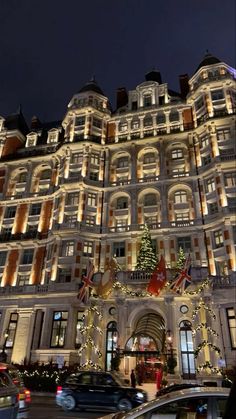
147, 255, 167, 296
96, 258, 116, 298
170, 254, 191, 294
77, 260, 95, 303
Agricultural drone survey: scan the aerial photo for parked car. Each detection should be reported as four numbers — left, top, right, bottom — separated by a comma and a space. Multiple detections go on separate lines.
98, 386, 230, 419
56, 370, 148, 412
0, 363, 31, 419
0, 363, 19, 419
156, 382, 204, 397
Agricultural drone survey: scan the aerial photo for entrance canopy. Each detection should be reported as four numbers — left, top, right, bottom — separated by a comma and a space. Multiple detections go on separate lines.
133, 313, 165, 351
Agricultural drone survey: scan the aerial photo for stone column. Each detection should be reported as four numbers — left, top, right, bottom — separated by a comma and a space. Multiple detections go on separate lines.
11, 309, 35, 364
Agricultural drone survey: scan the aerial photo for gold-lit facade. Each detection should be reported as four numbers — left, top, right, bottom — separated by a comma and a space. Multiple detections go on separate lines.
0, 54, 235, 382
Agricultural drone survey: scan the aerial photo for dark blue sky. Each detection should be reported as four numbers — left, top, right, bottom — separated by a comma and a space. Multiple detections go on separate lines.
0, 0, 235, 123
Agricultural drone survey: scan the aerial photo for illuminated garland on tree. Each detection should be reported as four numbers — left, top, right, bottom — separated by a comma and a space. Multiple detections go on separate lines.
80, 360, 102, 370
192, 323, 218, 337
78, 336, 103, 358
194, 340, 221, 358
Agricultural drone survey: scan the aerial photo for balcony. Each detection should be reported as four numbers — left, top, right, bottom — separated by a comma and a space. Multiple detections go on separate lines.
0, 281, 79, 296
212, 274, 236, 289
0, 231, 49, 242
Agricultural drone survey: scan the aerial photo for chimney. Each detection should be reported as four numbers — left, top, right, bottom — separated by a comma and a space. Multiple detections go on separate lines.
145, 70, 162, 84
31, 115, 41, 130
116, 88, 128, 109
179, 74, 189, 98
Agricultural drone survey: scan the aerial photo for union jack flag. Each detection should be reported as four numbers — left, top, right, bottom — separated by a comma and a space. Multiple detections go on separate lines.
170, 254, 191, 294
77, 260, 95, 303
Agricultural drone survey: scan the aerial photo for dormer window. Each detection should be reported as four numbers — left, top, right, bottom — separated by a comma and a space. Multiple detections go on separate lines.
143, 94, 152, 107
26, 133, 37, 147
47, 129, 59, 144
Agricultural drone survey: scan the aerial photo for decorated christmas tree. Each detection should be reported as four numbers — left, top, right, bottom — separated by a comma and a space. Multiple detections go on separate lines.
136, 224, 157, 272
176, 246, 186, 270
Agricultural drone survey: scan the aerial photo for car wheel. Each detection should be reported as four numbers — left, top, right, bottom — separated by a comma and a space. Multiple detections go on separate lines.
62, 395, 76, 411
117, 398, 132, 411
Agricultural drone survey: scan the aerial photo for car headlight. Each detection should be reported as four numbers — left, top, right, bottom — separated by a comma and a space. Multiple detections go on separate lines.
136, 392, 144, 399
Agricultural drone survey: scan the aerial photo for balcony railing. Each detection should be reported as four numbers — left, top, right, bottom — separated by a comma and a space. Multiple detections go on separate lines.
212, 275, 236, 289
0, 231, 49, 242
0, 282, 79, 295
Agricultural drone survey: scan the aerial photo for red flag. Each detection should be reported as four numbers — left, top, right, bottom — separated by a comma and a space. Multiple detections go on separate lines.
147, 255, 167, 296
170, 254, 191, 294
77, 260, 94, 303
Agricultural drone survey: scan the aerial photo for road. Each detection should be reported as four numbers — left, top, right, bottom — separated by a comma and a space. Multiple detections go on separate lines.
29, 395, 112, 419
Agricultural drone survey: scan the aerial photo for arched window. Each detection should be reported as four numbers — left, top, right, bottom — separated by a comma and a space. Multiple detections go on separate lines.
117, 197, 128, 209
143, 115, 153, 127
172, 149, 183, 160
143, 153, 155, 164
106, 321, 118, 371
131, 119, 139, 130
156, 113, 166, 124
179, 320, 195, 379
174, 190, 187, 204
144, 193, 157, 206
117, 157, 129, 168
40, 169, 51, 180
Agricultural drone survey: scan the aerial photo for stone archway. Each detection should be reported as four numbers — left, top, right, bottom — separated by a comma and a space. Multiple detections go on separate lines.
124, 312, 166, 382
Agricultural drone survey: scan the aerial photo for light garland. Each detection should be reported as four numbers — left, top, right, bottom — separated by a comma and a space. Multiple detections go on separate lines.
113, 281, 152, 297
192, 299, 216, 320
80, 360, 102, 370
78, 336, 102, 358
184, 278, 211, 296
79, 324, 103, 335
194, 340, 221, 358
192, 323, 218, 337
196, 361, 222, 375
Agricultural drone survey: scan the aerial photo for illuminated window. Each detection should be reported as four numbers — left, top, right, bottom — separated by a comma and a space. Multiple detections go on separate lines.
87, 193, 96, 206
177, 237, 191, 252
91, 153, 99, 165
50, 311, 68, 348
21, 249, 34, 265
116, 197, 128, 209
211, 89, 224, 101
119, 122, 128, 132
226, 308, 236, 349
117, 157, 129, 168
174, 191, 187, 203
214, 230, 223, 248
61, 241, 75, 257
75, 311, 84, 348
64, 214, 77, 227
85, 215, 95, 226
83, 241, 93, 256
179, 321, 195, 379
176, 212, 189, 221
172, 167, 185, 177
201, 136, 210, 148
47, 130, 58, 143
144, 193, 157, 206
116, 219, 127, 231
143, 153, 155, 164
17, 275, 30, 286
217, 129, 230, 141
71, 153, 83, 164
105, 321, 118, 370
67, 192, 79, 205
131, 119, 139, 129
113, 242, 125, 257
5, 313, 18, 348
206, 177, 215, 193
172, 149, 183, 159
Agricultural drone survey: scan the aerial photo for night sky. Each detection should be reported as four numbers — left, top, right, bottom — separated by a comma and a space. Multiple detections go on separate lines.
0, 0, 235, 124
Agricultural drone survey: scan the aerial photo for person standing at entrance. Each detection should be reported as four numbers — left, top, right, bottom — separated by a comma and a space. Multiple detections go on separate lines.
155, 366, 163, 391
130, 369, 136, 388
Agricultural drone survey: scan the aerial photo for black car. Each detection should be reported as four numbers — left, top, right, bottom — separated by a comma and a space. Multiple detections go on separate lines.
56, 371, 148, 412
0, 364, 19, 419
